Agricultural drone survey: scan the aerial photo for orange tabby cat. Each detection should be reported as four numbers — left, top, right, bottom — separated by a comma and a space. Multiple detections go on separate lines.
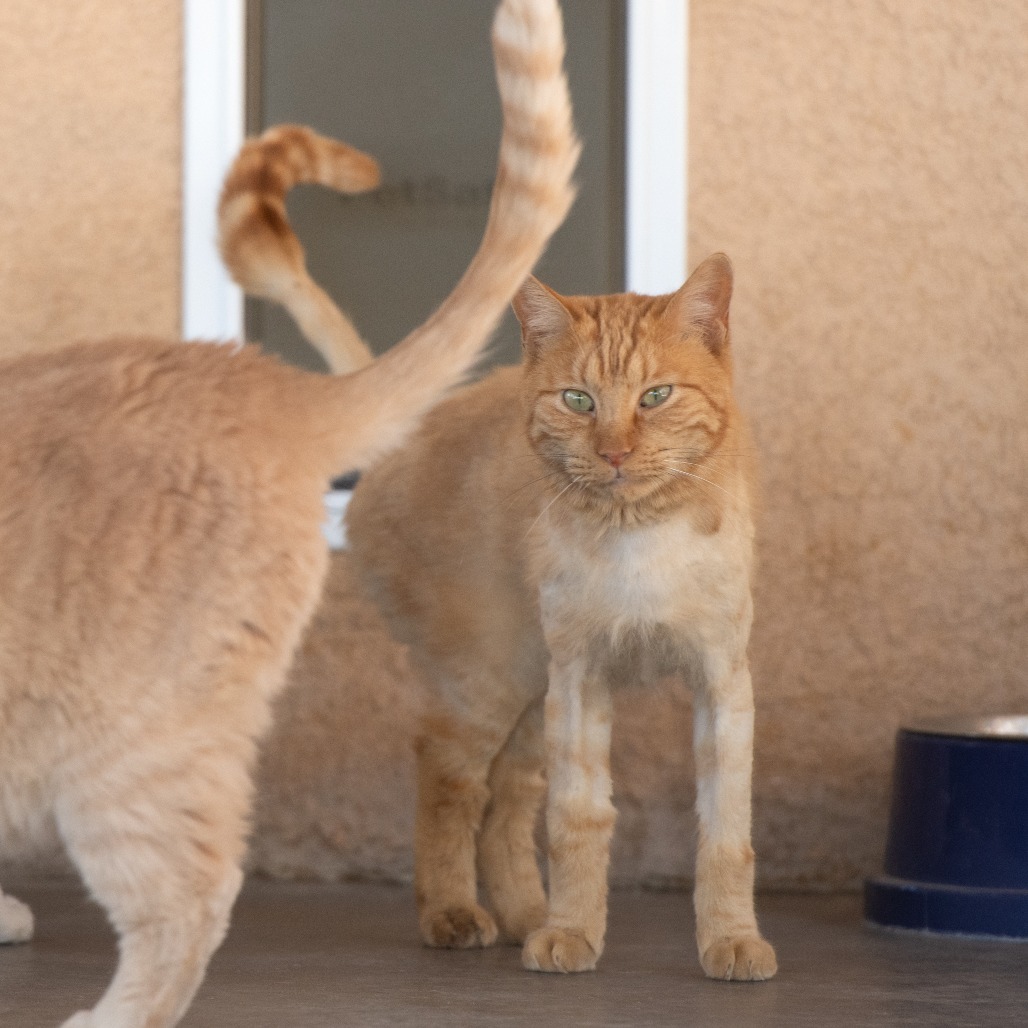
0, 2, 577, 1025
343, 256, 778, 979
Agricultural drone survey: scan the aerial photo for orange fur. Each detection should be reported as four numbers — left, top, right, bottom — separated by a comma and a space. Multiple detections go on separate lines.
347, 254, 777, 978
218, 125, 382, 372
0, 2, 578, 1025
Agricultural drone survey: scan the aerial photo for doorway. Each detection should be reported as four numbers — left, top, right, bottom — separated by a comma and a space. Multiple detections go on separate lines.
248, 0, 625, 371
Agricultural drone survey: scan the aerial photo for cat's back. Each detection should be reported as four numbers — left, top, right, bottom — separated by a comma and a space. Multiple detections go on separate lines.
1, 337, 313, 466
1, 340, 226, 518
1, 338, 346, 525
0, 338, 332, 711
346, 364, 543, 660
347, 363, 532, 545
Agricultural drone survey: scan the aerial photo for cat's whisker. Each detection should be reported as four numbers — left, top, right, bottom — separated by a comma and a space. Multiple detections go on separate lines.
662, 463, 751, 514
663, 465, 734, 497
660, 450, 752, 467
501, 469, 568, 511
522, 477, 582, 541
660, 447, 756, 464
661, 468, 751, 536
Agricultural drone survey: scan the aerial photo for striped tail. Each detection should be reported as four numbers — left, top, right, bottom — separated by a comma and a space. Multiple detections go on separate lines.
322, 0, 580, 472
217, 125, 381, 373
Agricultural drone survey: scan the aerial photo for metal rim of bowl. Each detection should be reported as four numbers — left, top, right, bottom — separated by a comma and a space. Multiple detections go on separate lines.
902, 715, 1028, 741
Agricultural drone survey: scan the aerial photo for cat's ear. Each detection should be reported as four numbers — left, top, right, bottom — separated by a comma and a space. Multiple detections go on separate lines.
513, 276, 574, 358
663, 252, 733, 355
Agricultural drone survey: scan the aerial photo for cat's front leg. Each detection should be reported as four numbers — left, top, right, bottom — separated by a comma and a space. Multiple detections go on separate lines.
692, 653, 777, 981
523, 655, 615, 973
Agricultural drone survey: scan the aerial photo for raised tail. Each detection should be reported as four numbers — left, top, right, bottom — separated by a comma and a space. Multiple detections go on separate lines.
217, 124, 381, 373
320, 0, 580, 471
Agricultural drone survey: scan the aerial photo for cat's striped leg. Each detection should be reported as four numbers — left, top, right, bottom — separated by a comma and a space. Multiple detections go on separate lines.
478, 696, 548, 943
0, 884, 34, 944
415, 711, 503, 950
692, 654, 777, 981
522, 656, 614, 973
55, 742, 250, 1028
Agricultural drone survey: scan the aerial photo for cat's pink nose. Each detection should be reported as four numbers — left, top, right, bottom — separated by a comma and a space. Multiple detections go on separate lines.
600, 449, 631, 469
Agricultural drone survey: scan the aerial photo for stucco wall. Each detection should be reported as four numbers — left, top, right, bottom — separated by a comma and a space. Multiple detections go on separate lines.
254, 0, 1028, 891
0, 0, 181, 358
687, 0, 1028, 886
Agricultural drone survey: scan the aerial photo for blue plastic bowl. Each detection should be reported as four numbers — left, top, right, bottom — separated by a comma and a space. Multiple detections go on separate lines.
864, 716, 1028, 939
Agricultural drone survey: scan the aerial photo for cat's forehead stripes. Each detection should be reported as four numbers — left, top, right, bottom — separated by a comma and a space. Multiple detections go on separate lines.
561, 294, 670, 386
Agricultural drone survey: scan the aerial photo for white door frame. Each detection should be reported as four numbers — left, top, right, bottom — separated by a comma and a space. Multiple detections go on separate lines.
181, 0, 688, 341
181, 0, 246, 341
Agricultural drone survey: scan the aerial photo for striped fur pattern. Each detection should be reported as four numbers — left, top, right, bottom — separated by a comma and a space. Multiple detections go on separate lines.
0, 2, 576, 1026
346, 254, 778, 979
218, 125, 381, 372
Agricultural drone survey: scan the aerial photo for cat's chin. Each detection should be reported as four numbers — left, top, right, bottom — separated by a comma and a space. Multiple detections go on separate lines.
581, 473, 661, 508
570, 473, 705, 528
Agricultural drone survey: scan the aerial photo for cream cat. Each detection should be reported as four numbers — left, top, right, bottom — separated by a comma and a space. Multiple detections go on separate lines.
0, 2, 578, 1025
342, 258, 779, 980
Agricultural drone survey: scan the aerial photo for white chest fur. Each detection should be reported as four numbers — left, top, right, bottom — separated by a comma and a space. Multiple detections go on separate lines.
533, 511, 753, 654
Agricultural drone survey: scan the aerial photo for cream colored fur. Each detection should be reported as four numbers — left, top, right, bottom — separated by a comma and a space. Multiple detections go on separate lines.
346, 255, 778, 979
0, 2, 578, 1025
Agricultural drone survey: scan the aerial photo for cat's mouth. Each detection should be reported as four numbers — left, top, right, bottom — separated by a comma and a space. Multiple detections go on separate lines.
587, 461, 629, 487
588, 462, 675, 504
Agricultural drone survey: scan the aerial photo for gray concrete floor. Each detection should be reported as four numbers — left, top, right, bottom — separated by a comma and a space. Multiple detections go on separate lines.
2, 878, 1026, 1027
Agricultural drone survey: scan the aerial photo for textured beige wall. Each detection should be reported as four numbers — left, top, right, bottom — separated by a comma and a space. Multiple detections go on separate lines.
0, 0, 181, 358
254, 0, 1028, 891
691, 0, 1028, 886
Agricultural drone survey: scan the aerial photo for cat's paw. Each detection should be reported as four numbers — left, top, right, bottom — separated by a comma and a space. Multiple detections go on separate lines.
522, 926, 599, 973
0, 893, 34, 944
701, 934, 777, 981
420, 904, 498, 949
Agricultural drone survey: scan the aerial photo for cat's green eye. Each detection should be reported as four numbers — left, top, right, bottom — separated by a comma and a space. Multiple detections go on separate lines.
562, 389, 595, 413
640, 385, 672, 409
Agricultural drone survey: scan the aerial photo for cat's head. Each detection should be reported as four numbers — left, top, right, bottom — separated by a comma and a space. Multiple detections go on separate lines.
513, 253, 740, 529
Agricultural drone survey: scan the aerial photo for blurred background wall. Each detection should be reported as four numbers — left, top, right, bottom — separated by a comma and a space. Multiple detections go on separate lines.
1, 1, 1025, 890
0, 0, 181, 358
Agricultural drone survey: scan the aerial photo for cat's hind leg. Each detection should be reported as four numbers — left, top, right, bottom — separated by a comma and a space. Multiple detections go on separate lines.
478, 696, 548, 944
415, 673, 542, 951
415, 714, 502, 950
0, 884, 34, 944
54, 741, 250, 1028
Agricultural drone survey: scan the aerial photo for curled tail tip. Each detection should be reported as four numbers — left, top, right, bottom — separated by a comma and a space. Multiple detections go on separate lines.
259, 123, 383, 192
217, 123, 383, 297
344, 151, 382, 192
313, 131, 382, 193
223, 124, 382, 200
